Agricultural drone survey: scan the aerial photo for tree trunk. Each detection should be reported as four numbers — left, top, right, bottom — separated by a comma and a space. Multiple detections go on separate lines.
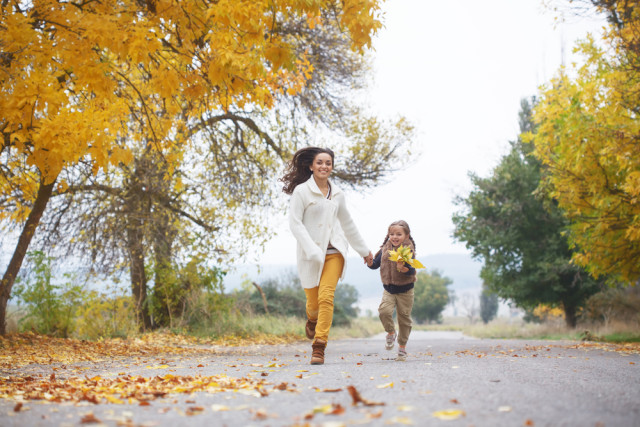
0, 176, 57, 335
252, 282, 270, 315
153, 211, 176, 327
127, 214, 152, 331
563, 303, 577, 328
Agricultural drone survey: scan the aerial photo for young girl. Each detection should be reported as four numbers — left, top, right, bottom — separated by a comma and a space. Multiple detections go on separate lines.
367, 220, 417, 361
281, 147, 373, 365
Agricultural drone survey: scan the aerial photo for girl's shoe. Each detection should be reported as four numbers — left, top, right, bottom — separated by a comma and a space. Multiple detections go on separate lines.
395, 348, 407, 361
385, 332, 396, 350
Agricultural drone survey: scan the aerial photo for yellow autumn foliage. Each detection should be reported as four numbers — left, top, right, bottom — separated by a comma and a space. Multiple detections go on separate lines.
530, 4, 640, 283
0, 0, 383, 220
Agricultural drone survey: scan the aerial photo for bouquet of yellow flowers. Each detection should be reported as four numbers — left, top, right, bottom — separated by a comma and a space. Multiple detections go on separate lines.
388, 245, 426, 269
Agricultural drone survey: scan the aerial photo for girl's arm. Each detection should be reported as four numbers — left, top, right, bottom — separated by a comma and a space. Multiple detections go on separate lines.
368, 251, 382, 270
289, 190, 324, 263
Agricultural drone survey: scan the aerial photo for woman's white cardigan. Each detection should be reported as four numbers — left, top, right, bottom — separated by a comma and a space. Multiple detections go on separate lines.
289, 176, 369, 289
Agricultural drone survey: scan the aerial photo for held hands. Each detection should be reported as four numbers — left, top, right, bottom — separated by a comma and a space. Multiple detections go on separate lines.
364, 251, 373, 267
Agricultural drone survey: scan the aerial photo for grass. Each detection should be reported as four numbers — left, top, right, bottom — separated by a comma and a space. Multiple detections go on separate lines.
418, 317, 640, 342
330, 316, 384, 339
191, 312, 385, 342
8, 300, 638, 345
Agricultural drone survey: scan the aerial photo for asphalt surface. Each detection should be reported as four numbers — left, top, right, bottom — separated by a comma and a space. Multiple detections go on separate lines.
1, 331, 639, 427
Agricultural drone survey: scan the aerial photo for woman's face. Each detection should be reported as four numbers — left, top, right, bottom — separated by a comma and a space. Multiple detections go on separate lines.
388, 225, 408, 247
309, 152, 333, 180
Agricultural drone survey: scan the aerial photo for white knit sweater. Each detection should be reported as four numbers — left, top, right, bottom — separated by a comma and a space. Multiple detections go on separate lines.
289, 176, 370, 288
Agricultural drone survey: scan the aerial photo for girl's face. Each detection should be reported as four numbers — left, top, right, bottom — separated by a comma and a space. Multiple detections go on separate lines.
309, 152, 333, 180
388, 225, 408, 247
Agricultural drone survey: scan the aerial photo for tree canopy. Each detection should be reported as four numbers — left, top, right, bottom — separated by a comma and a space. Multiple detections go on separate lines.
529, 0, 640, 284
412, 270, 452, 324
453, 99, 600, 327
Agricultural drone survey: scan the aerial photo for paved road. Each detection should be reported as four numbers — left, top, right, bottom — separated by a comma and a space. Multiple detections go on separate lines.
2, 331, 639, 426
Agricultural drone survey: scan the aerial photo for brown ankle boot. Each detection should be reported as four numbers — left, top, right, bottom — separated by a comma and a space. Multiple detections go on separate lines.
305, 319, 317, 340
310, 339, 326, 365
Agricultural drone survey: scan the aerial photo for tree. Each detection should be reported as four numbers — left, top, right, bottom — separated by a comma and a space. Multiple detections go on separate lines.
460, 292, 479, 324
25, 11, 413, 330
0, 0, 385, 334
479, 283, 499, 324
452, 99, 600, 327
332, 283, 360, 327
530, 1, 640, 283
412, 270, 452, 324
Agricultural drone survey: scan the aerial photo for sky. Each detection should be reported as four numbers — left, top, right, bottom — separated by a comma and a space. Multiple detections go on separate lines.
255, 0, 606, 266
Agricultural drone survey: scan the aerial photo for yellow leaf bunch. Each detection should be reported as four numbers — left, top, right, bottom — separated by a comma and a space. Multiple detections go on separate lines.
388, 245, 426, 269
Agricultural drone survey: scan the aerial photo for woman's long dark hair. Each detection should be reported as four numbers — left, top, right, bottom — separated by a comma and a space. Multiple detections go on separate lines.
374, 220, 417, 258
280, 147, 335, 195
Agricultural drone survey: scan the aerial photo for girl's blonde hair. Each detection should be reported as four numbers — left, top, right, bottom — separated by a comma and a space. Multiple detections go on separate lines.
375, 220, 417, 258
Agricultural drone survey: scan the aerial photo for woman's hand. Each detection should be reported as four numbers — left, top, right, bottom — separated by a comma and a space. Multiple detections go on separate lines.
309, 249, 325, 264
364, 251, 373, 266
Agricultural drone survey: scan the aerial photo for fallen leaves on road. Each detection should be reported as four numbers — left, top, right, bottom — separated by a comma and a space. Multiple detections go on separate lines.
385, 416, 414, 425
376, 382, 394, 389
80, 412, 101, 424
432, 409, 465, 420
568, 342, 640, 355
346, 385, 385, 407
0, 331, 299, 370
313, 403, 346, 415
0, 373, 285, 404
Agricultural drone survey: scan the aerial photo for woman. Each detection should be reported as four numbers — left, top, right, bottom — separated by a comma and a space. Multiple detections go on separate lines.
281, 147, 373, 365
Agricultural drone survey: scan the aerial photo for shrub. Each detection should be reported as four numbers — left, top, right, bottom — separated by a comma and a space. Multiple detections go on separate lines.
12, 251, 84, 337
150, 257, 227, 329
582, 286, 640, 326
75, 290, 138, 340
232, 270, 360, 326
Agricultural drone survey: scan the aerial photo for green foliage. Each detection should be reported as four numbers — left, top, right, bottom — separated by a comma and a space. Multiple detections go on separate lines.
412, 270, 452, 324
75, 291, 137, 340
480, 284, 499, 324
12, 252, 84, 337
190, 311, 303, 340
150, 257, 228, 329
452, 98, 600, 327
332, 283, 360, 327
234, 271, 359, 326
246, 274, 307, 317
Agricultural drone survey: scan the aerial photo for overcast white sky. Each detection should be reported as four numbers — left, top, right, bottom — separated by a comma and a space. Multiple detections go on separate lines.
255, 0, 605, 266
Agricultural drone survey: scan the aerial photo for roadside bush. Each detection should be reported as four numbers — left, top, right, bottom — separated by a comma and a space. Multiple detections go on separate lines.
12, 251, 84, 337
75, 291, 138, 340
413, 270, 451, 324
232, 271, 359, 326
582, 286, 640, 326
150, 257, 228, 329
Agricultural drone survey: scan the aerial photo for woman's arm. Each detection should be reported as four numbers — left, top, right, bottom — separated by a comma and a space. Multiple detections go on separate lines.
289, 190, 324, 263
335, 193, 369, 257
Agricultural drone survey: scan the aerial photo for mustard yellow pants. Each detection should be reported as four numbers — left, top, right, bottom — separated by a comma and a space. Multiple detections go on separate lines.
304, 253, 344, 343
